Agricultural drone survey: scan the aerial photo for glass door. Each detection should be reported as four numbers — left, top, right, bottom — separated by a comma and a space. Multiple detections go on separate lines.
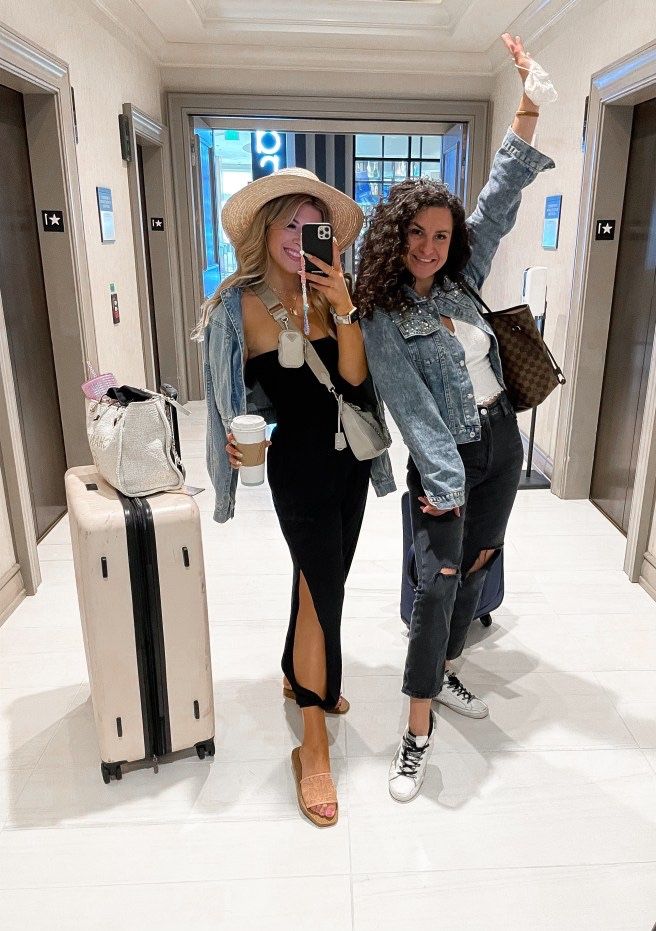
192, 121, 467, 296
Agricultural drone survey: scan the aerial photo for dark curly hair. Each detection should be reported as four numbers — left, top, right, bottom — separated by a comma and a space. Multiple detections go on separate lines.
354, 178, 472, 318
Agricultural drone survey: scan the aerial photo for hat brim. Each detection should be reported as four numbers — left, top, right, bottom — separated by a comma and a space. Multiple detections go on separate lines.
221, 173, 364, 253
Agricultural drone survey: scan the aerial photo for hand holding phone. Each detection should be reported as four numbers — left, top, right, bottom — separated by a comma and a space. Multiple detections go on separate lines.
301, 223, 333, 276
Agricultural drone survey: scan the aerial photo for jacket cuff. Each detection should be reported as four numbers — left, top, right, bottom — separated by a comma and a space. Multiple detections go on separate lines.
502, 128, 555, 173
426, 489, 466, 509
373, 477, 397, 497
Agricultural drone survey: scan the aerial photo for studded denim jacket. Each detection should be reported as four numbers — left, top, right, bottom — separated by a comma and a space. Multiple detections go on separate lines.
361, 129, 555, 510
204, 286, 397, 523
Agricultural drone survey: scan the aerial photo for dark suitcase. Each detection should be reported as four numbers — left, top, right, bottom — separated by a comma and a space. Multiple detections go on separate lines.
400, 491, 504, 629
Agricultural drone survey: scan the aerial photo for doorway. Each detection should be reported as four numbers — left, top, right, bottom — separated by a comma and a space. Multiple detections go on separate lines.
0, 84, 67, 540
193, 122, 468, 301
590, 99, 656, 534
122, 104, 184, 397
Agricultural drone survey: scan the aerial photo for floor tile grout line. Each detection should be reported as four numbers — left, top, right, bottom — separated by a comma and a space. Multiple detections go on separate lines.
1, 860, 655, 894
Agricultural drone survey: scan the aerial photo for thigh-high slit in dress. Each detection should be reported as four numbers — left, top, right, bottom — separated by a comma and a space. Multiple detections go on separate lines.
245, 337, 371, 711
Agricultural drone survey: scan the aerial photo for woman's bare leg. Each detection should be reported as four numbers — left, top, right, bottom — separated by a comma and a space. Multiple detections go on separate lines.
294, 572, 335, 820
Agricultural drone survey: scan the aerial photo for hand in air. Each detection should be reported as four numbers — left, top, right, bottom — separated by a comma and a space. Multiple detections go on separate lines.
299, 238, 354, 317
501, 33, 531, 85
225, 431, 272, 470
418, 495, 461, 518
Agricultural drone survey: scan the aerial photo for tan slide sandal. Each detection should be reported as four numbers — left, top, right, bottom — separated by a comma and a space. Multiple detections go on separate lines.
283, 687, 350, 715
291, 747, 338, 828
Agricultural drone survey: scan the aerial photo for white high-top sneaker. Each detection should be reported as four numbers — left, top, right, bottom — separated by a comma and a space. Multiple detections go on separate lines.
435, 671, 489, 718
388, 710, 436, 802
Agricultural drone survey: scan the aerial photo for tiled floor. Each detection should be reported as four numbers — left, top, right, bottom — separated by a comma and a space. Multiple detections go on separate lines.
1, 403, 656, 929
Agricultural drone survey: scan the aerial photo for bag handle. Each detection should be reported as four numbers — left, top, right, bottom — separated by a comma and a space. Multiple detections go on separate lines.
459, 279, 566, 384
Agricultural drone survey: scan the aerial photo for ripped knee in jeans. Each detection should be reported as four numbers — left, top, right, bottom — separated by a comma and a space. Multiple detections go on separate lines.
466, 546, 502, 577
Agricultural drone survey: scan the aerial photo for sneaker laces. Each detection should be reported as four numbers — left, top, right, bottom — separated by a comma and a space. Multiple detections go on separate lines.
446, 673, 475, 704
397, 731, 429, 778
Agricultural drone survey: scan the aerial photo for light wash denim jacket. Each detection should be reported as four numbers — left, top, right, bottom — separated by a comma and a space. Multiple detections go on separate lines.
204, 287, 396, 523
361, 129, 555, 511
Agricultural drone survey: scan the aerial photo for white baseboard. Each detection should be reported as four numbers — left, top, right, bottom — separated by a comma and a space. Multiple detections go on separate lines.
0, 564, 25, 626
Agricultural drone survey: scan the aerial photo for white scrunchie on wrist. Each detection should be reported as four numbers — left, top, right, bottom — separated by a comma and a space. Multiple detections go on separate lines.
517, 59, 558, 106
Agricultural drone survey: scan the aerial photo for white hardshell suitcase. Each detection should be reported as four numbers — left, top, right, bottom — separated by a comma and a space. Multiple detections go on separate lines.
65, 465, 215, 783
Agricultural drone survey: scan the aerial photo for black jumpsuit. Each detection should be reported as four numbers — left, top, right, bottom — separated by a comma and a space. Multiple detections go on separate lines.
245, 337, 371, 711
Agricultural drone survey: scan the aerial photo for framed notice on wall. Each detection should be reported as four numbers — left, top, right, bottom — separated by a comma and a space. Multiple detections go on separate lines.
96, 186, 115, 243
542, 194, 562, 250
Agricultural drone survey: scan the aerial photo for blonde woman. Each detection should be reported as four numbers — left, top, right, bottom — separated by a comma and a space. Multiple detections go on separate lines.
199, 169, 395, 826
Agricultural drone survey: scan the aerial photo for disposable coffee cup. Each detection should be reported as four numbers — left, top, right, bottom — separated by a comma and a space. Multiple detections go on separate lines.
230, 414, 267, 486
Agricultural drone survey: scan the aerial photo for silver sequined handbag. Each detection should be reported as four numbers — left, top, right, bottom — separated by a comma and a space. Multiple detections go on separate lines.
86, 389, 187, 497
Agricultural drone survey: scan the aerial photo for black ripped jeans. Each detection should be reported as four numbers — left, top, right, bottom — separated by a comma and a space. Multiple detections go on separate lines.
404, 392, 524, 699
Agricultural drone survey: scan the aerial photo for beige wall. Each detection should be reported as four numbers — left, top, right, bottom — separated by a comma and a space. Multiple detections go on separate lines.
484, 0, 656, 465
0, 0, 161, 579
0, 0, 162, 385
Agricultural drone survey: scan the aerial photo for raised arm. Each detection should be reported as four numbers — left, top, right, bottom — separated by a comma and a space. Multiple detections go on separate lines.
464, 35, 555, 290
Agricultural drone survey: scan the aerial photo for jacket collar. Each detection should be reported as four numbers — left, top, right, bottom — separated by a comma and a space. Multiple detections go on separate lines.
402, 276, 461, 305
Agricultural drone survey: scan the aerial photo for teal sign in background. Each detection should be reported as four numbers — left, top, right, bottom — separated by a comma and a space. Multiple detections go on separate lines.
542, 194, 562, 250
96, 186, 115, 243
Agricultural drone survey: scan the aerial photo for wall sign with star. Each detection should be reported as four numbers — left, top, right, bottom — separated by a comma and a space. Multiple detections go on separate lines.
42, 210, 65, 232
150, 217, 165, 231
595, 219, 616, 241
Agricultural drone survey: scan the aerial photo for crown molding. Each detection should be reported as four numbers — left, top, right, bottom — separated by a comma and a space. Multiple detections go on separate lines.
488, 0, 592, 72
90, 0, 168, 60
89, 0, 592, 77
162, 42, 494, 76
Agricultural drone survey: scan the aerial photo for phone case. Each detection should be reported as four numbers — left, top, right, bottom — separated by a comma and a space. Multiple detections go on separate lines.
302, 223, 333, 274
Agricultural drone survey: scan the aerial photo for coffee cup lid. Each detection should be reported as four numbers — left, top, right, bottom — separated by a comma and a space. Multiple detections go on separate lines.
230, 414, 266, 433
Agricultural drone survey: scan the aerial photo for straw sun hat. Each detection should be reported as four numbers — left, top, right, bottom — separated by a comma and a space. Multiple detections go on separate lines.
221, 168, 364, 252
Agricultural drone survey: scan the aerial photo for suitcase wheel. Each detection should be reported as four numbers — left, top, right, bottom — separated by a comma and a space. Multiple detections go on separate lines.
195, 739, 215, 760
101, 762, 123, 784
479, 613, 493, 628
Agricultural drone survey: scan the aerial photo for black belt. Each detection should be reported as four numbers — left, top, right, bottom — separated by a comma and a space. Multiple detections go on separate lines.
477, 392, 513, 421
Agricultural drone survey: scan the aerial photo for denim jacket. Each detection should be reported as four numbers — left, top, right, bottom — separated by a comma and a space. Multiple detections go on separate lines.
204, 286, 396, 523
361, 129, 555, 511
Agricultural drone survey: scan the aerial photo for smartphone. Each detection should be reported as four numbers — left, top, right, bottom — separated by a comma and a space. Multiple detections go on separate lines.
302, 222, 333, 275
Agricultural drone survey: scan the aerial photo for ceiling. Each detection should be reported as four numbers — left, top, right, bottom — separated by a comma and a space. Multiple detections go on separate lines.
94, 0, 590, 97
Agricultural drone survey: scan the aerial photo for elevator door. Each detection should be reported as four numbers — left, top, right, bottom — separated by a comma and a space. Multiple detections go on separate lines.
0, 84, 67, 539
590, 99, 656, 533
137, 143, 161, 389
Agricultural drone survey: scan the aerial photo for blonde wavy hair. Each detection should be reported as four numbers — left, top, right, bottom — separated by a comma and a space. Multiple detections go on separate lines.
192, 193, 333, 340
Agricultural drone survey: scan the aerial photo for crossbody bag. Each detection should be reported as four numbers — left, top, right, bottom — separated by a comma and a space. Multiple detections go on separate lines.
252, 283, 391, 461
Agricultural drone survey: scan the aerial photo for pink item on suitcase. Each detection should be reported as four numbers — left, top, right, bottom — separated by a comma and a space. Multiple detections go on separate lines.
65, 465, 215, 782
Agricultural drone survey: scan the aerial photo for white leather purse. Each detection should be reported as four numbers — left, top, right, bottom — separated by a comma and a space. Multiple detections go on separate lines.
86, 388, 188, 497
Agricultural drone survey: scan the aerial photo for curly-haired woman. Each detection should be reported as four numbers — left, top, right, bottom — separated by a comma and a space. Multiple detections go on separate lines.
356, 34, 556, 802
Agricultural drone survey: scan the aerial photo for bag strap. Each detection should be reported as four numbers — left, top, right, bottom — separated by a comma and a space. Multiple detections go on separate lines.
141, 387, 190, 416
459, 277, 493, 315
251, 282, 338, 395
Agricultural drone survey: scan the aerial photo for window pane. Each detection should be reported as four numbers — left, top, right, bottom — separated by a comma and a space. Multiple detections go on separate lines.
383, 160, 408, 183
355, 160, 382, 207
383, 135, 409, 158
420, 160, 441, 180
355, 134, 383, 157
421, 135, 442, 159
411, 136, 421, 158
